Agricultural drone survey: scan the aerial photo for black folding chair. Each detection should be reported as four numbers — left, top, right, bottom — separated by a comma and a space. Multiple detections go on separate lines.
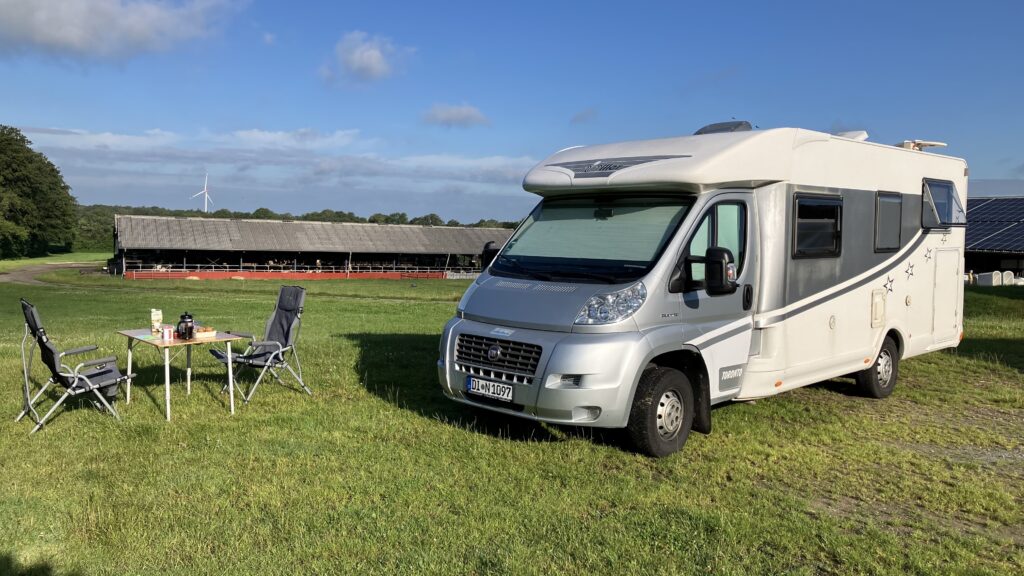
211, 286, 311, 403
16, 299, 131, 434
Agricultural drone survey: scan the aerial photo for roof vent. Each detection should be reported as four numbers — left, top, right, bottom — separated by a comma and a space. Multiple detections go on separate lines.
896, 139, 947, 151
836, 130, 869, 141
694, 120, 752, 135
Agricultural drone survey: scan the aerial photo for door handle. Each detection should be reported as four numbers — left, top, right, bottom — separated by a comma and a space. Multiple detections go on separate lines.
742, 284, 753, 311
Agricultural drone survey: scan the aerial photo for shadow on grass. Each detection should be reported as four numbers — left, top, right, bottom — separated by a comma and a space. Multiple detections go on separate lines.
967, 285, 1024, 301
808, 377, 863, 396
0, 553, 81, 576
954, 337, 1024, 373
343, 332, 637, 449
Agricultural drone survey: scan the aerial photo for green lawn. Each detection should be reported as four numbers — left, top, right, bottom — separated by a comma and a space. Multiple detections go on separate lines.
0, 253, 108, 273
1, 276, 1021, 575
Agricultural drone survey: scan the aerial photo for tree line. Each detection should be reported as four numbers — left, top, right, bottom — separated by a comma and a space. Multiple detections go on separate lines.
0, 125, 518, 256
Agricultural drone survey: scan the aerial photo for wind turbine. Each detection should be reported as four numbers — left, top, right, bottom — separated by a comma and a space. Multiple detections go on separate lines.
192, 173, 213, 213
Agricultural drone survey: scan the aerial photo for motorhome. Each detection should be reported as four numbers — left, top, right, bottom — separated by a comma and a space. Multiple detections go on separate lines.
437, 122, 967, 457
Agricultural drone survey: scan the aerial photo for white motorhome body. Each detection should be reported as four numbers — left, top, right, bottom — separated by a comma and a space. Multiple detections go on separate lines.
438, 126, 967, 456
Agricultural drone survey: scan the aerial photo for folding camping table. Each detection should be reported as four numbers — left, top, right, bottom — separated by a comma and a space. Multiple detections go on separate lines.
117, 329, 247, 421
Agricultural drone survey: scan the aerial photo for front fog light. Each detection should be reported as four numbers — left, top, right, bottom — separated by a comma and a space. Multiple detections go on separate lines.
574, 282, 647, 325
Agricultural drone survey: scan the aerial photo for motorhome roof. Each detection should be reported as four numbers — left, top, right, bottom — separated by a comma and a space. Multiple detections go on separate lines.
523, 127, 965, 196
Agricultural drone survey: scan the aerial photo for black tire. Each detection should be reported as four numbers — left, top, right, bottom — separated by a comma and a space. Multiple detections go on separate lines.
626, 367, 695, 457
856, 337, 899, 399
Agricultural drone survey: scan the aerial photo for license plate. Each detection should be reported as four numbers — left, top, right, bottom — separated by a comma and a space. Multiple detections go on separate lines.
466, 377, 513, 402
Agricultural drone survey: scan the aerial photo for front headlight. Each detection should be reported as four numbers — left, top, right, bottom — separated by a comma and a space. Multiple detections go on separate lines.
574, 282, 647, 325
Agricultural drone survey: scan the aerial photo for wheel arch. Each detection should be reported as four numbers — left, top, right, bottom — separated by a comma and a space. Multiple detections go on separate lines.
638, 346, 712, 434
884, 326, 906, 358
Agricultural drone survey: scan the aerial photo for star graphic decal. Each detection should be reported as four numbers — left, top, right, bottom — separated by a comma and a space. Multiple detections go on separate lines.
924, 248, 933, 262
883, 276, 895, 293
905, 262, 915, 279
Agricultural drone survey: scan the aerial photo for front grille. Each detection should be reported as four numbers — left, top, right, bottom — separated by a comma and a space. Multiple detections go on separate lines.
455, 334, 542, 385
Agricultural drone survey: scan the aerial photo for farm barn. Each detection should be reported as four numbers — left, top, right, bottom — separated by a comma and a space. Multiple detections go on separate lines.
111, 215, 513, 280
965, 196, 1024, 276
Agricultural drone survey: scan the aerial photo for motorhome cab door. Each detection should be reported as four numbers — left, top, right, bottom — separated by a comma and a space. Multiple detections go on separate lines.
675, 192, 757, 399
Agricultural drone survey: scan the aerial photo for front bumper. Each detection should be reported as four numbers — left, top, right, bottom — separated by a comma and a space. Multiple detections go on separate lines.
437, 317, 652, 428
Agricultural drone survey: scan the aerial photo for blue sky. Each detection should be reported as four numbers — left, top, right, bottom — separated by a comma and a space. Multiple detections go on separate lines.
2, 0, 1022, 221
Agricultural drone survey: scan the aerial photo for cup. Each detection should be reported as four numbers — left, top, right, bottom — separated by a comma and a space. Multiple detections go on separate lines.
162, 326, 173, 340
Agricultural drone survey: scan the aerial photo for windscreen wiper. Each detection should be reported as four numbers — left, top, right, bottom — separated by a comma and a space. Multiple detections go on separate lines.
495, 257, 552, 281
553, 269, 619, 284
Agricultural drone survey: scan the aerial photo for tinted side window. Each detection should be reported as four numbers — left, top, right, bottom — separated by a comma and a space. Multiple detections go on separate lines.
793, 195, 842, 258
685, 202, 746, 285
716, 203, 746, 271
922, 179, 966, 228
688, 214, 711, 282
875, 192, 902, 252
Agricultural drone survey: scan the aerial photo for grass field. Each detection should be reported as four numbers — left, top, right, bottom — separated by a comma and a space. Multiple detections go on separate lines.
1, 269, 1021, 575
0, 253, 107, 274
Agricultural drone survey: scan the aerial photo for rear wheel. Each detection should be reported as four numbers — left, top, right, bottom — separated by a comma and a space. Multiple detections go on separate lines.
627, 367, 694, 457
856, 337, 899, 398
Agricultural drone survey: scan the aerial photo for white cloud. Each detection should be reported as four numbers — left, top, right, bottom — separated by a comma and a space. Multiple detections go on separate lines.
21, 125, 538, 220
324, 30, 411, 82
0, 0, 236, 59
214, 128, 361, 150
262, 32, 276, 45
22, 126, 180, 149
338, 32, 390, 79
423, 104, 489, 128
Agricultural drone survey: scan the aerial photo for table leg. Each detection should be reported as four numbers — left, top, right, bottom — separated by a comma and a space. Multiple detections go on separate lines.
164, 347, 171, 422
126, 338, 134, 404
227, 341, 235, 415
186, 345, 192, 396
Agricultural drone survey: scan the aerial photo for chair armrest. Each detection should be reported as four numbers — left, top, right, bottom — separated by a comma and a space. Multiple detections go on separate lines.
252, 341, 283, 351
226, 331, 255, 340
61, 345, 99, 358
73, 356, 117, 375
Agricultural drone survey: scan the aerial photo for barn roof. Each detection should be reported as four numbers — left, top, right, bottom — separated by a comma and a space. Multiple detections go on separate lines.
115, 215, 513, 254
966, 196, 1024, 254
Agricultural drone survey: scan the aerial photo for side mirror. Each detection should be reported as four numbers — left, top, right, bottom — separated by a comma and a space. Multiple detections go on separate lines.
481, 241, 500, 270
705, 247, 738, 296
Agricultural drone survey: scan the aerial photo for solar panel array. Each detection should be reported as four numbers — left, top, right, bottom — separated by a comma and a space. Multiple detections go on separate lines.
115, 215, 513, 255
966, 197, 1024, 253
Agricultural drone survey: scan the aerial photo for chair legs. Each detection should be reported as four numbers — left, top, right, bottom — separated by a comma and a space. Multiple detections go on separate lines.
30, 390, 71, 434
243, 363, 273, 404
285, 363, 312, 396
92, 389, 121, 421
242, 356, 311, 404
15, 379, 52, 423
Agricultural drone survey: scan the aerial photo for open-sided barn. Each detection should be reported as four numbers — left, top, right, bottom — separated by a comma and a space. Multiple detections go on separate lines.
112, 215, 513, 280
965, 196, 1024, 275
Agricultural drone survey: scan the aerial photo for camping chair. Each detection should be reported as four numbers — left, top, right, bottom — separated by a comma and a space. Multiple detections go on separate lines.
211, 286, 311, 403
16, 299, 131, 434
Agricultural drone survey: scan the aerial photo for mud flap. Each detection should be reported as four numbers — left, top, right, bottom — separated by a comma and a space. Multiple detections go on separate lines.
692, 372, 712, 434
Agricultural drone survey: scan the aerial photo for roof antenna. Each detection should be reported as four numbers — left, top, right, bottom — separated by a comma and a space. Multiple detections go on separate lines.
896, 139, 947, 151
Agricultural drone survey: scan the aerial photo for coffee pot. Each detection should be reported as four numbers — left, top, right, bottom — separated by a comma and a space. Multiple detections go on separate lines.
176, 312, 195, 340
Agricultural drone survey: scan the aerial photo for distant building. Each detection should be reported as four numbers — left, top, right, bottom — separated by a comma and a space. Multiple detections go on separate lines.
112, 215, 513, 280
966, 196, 1024, 275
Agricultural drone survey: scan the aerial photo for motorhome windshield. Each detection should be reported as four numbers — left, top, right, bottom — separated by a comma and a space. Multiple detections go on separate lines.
492, 196, 693, 284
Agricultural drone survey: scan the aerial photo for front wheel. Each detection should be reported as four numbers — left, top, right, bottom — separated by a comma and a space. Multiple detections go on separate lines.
626, 367, 694, 457
856, 337, 900, 398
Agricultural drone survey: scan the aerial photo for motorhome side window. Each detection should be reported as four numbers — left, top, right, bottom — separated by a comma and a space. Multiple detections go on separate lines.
793, 195, 842, 258
922, 179, 966, 228
874, 192, 902, 252
686, 202, 746, 285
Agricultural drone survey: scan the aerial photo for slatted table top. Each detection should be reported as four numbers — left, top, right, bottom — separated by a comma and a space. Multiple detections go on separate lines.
117, 328, 247, 348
